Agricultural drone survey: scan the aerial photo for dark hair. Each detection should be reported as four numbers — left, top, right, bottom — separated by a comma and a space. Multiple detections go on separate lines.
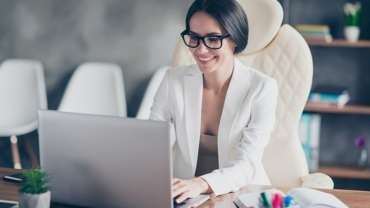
185, 0, 249, 54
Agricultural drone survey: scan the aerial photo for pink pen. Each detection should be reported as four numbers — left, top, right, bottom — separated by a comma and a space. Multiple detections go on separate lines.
272, 193, 282, 208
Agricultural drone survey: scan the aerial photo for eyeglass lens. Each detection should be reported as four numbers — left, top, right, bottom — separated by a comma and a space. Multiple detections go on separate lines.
183, 34, 224, 49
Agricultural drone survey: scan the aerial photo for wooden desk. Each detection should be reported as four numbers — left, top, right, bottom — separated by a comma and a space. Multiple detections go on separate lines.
0, 168, 21, 202
1, 168, 370, 208
198, 186, 370, 208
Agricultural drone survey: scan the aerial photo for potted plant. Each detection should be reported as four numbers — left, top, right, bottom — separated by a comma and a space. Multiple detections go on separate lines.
354, 136, 368, 169
343, 2, 361, 42
19, 169, 51, 208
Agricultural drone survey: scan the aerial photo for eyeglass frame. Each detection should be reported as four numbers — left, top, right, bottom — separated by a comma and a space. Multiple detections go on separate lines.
180, 30, 230, 50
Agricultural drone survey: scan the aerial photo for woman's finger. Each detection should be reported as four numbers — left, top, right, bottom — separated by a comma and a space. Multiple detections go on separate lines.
172, 180, 186, 192
176, 190, 192, 203
172, 185, 189, 199
172, 178, 181, 185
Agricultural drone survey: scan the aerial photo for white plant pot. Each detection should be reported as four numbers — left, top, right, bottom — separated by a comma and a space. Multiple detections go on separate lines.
19, 191, 51, 208
344, 26, 360, 42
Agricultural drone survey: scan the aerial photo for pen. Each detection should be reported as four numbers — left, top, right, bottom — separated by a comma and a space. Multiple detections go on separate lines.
284, 195, 294, 208
260, 192, 271, 208
272, 193, 282, 208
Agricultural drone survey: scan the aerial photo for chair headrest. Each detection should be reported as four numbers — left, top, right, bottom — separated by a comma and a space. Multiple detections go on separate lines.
238, 0, 283, 54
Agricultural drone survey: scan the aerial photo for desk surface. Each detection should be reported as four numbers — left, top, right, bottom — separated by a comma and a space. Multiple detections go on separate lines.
1, 167, 370, 208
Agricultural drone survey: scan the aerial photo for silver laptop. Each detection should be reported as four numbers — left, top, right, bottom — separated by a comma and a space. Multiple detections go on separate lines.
38, 110, 172, 207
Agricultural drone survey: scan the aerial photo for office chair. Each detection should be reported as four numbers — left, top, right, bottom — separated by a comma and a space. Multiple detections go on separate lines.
171, 0, 334, 188
0, 59, 47, 169
136, 66, 169, 119
58, 62, 127, 117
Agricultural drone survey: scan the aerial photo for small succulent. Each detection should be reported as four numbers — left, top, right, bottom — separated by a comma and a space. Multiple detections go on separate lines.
20, 169, 49, 194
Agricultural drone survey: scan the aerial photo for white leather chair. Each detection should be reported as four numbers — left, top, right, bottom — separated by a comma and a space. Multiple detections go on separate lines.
136, 66, 169, 119
0, 59, 47, 169
58, 62, 127, 117
171, 0, 333, 189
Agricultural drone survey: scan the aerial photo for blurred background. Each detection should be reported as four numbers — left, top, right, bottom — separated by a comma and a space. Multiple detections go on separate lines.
281, 0, 370, 191
0, 0, 191, 167
0, 0, 191, 115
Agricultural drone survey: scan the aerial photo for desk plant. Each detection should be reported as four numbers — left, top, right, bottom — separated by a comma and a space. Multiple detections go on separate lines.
19, 169, 50, 208
343, 2, 361, 42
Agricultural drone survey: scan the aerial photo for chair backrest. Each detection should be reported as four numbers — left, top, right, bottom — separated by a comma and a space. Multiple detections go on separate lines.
171, 0, 313, 187
0, 59, 47, 136
136, 66, 169, 119
58, 62, 127, 117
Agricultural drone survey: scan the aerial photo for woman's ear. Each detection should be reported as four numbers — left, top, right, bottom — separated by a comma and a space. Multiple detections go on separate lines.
230, 41, 237, 53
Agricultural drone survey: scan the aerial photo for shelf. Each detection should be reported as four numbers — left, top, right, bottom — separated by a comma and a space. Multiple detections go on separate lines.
307, 39, 370, 48
318, 166, 370, 179
304, 102, 370, 115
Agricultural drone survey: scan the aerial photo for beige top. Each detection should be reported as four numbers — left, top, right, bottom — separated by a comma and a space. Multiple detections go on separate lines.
195, 134, 219, 177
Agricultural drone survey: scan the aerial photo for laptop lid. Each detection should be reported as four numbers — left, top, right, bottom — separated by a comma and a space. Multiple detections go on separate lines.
38, 110, 172, 207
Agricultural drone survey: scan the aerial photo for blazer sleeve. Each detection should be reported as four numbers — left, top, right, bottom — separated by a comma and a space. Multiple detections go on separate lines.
201, 79, 278, 196
149, 71, 176, 147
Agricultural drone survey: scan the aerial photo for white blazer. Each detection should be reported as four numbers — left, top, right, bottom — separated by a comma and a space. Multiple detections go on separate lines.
150, 59, 278, 195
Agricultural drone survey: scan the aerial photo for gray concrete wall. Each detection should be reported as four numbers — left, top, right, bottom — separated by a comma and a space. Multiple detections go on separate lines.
0, 0, 192, 116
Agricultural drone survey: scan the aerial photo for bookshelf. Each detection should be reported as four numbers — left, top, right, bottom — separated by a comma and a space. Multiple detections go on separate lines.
280, 0, 370, 188
307, 39, 370, 48
304, 103, 370, 115
319, 166, 370, 180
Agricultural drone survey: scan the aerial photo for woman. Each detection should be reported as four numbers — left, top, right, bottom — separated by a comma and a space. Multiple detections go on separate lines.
150, 0, 278, 203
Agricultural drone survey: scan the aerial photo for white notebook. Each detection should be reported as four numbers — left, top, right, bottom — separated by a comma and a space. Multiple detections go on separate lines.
234, 187, 348, 208
287, 188, 348, 208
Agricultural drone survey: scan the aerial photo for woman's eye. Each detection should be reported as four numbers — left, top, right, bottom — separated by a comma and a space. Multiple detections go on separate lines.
206, 37, 220, 42
190, 35, 199, 41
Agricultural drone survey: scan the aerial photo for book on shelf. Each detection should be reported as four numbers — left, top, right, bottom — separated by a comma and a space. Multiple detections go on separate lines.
312, 85, 349, 95
308, 93, 350, 107
295, 24, 333, 43
308, 86, 350, 108
304, 36, 333, 43
234, 187, 348, 208
299, 113, 321, 172
295, 24, 330, 32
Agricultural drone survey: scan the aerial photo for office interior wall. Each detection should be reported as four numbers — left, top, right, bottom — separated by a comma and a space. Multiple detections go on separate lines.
0, 0, 192, 116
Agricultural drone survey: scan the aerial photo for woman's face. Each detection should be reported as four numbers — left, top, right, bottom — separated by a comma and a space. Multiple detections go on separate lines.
188, 12, 236, 74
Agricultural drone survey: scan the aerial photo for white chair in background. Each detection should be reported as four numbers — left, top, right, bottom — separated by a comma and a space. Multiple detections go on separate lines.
0, 59, 47, 169
58, 62, 127, 117
136, 66, 169, 120
171, 0, 333, 189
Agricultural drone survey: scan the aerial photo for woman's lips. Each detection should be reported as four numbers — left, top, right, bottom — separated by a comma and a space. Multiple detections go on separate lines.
197, 56, 215, 64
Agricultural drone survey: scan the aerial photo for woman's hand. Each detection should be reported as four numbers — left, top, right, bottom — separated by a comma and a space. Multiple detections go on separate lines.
172, 177, 211, 203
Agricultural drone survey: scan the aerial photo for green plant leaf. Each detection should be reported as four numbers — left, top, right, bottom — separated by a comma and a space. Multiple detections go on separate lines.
20, 169, 49, 194
344, 10, 361, 26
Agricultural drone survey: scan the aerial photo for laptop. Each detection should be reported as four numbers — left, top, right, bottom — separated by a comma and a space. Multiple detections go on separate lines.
38, 110, 172, 207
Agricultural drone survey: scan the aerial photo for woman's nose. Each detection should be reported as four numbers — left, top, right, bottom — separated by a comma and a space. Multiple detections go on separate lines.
195, 41, 209, 53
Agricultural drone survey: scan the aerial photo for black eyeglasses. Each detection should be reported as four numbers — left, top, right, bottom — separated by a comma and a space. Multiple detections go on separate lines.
181, 30, 230, 49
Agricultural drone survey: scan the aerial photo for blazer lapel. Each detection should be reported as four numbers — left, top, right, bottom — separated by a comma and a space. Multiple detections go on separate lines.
218, 59, 251, 165
183, 67, 203, 171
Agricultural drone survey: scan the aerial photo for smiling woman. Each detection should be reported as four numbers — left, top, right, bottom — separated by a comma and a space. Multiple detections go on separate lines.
150, 0, 278, 203
181, 0, 248, 76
